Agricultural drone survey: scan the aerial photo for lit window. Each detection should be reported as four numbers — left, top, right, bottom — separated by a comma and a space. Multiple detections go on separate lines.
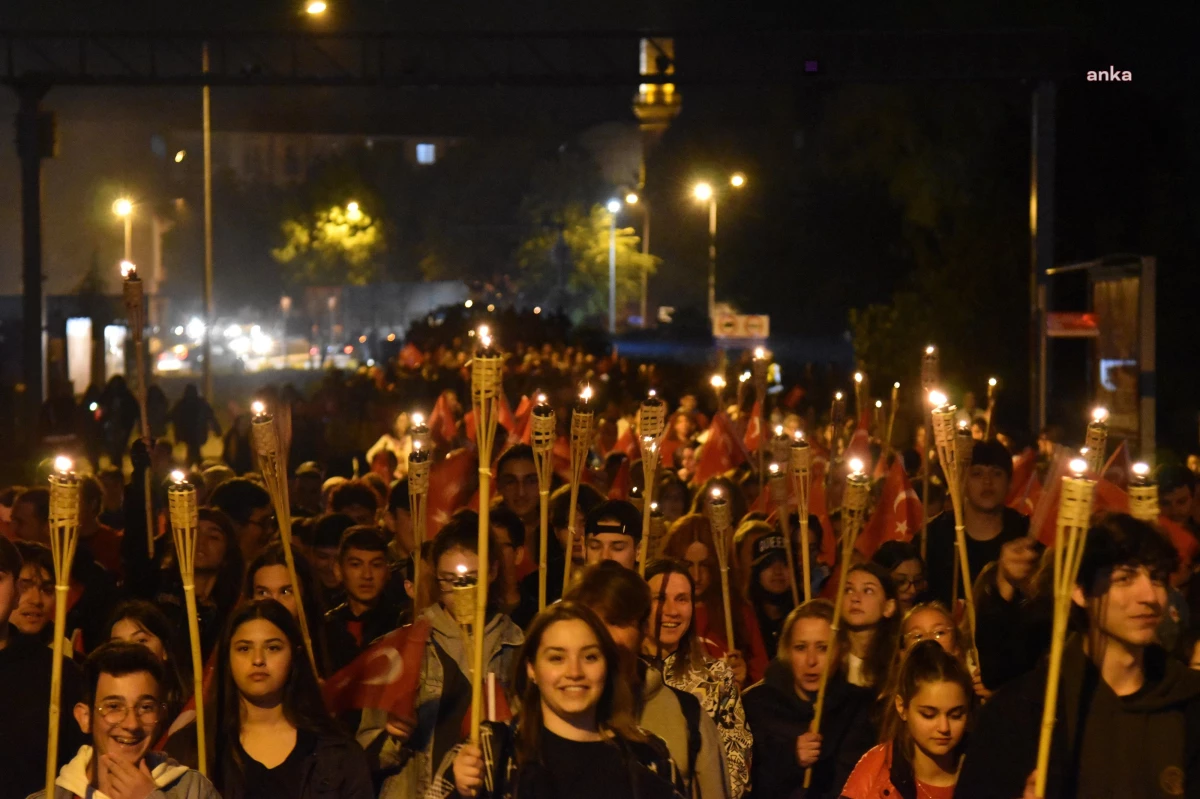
416, 143, 436, 164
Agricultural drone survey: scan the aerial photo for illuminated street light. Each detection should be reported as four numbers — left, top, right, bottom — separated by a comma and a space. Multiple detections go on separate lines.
605, 199, 623, 334
306, 0, 328, 14
606, 198, 622, 214
625, 192, 639, 205
112, 198, 133, 218
730, 173, 746, 188
692, 182, 713, 202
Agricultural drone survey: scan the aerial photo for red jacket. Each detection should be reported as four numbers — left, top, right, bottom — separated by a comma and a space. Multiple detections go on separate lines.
842, 742, 955, 799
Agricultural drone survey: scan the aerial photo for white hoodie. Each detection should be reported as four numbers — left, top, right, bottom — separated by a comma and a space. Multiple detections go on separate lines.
30, 745, 218, 799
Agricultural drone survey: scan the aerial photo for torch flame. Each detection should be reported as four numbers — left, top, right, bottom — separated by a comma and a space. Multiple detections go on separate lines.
754, 347, 765, 359
580, 385, 593, 403
711, 487, 723, 501
854, 372, 863, 384
875, 400, 883, 409
648, 389, 657, 398
849, 457, 865, 475
536, 394, 547, 405
711, 374, 726, 389
928, 390, 947, 407
925, 345, 936, 355
413, 439, 423, 452
835, 391, 843, 401
119, 260, 137, 279
1069, 458, 1089, 476
650, 502, 659, 512
54, 455, 73, 474
171, 470, 186, 484
251, 400, 266, 416
793, 430, 805, 442
989, 377, 998, 387
739, 372, 751, 383
894, 381, 901, 389
1132, 461, 1150, 478
412, 412, 425, 427
775, 424, 784, 437
769, 462, 780, 475
1092, 407, 1109, 424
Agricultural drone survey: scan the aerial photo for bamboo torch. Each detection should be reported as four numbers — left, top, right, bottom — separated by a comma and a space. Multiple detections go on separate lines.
638, 390, 667, 576
704, 487, 737, 652
250, 400, 318, 676
1129, 462, 1158, 523
853, 371, 866, 423
805, 458, 870, 788
950, 419, 975, 608
984, 377, 998, 439
883, 382, 900, 467
710, 374, 727, 417
470, 325, 503, 745
790, 431, 813, 602
447, 565, 476, 682
647, 502, 666, 561
167, 471, 207, 775
873, 399, 883, 437
737, 371, 751, 421
409, 411, 430, 460
121, 261, 155, 559
931, 393, 979, 666
1034, 457, 1096, 799
771, 426, 800, 605
407, 438, 431, 614
45, 456, 81, 798
1084, 407, 1109, 476
830, 391, 845, 463
920, 346, 939, 560
753, 348, 769, 499
531, 395, 556, 611
563, 385, 593, 592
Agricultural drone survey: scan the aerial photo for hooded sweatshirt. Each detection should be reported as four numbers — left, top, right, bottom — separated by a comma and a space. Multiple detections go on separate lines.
29, 745, 218, 799
959, 634, 1200, 799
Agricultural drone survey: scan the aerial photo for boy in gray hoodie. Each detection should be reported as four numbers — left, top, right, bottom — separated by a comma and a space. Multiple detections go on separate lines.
27, 641, 218, 799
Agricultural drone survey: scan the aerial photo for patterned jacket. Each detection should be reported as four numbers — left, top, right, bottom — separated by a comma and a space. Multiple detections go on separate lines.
657, 651, 753, 799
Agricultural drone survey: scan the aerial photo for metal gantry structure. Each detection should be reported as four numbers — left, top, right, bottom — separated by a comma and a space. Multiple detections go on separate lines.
3, 26, 1079, 430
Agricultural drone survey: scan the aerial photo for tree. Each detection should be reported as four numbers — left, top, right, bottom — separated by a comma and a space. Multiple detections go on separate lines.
516, 202, 659, 325
272, 200, 385, 286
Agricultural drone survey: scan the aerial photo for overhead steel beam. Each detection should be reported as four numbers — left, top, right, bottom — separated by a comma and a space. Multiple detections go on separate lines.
1, 28, 1081, 88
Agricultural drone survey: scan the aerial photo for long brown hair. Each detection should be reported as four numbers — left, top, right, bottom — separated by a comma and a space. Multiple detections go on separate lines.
839, 562, 901, 691
660, 514, 752, 654
644, 559, 709, 681
512, 602, 643, 765
882, 639, 973, 761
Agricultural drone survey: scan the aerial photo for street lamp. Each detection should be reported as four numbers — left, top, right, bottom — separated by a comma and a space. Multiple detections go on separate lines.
112, 198, 134, 261
692, 174, 745, 320
625, 191, 652, 329
606, 198, 623, 335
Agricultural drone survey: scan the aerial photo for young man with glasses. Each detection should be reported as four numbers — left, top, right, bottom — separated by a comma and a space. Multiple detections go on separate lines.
495, 446, 539, 544
356, 511, 524, 799
30, 640, 217, 799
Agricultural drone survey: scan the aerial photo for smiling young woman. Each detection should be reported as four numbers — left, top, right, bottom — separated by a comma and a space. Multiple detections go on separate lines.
432, 602, 682, 799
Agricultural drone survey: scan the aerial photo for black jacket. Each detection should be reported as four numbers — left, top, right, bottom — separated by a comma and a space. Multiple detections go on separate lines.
219, 732, 374, 799
925, 507, 1029, 607
973, 570, 1053, 691
323, 598, 404, 673
959, 635, 1200, 799
0, 627, 87, 799
742, 660, 875, 799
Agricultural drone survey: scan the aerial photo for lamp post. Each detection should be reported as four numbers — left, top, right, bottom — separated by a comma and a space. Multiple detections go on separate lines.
693, 172, 745, 320
606, 198, 622, 335
625, 191, 651, 329
112, 198, 133, 261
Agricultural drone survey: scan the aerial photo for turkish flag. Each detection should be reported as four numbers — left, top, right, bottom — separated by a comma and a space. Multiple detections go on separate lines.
512, 396, 534, 445
323, 619, 432, 718
691, 412, 749, 487
857, 458, 922, 558
608, 458, 633, 500
428, 391, 460, 448
613, 426, 640, 461
743, 401, 763, 454
459, 673, 515, 739
1101, 441, 1133, 488
464, 393, 516, 446
428, 450, 476, 530
1006, 448, 1038, 511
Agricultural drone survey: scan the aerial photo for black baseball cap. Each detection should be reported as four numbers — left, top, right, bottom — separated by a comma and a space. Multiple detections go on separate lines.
584, 500, 643, 544
751, 533, 788, 569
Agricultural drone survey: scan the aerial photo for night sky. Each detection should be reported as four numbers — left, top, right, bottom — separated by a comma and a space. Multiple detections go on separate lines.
0, 2, 1196, 447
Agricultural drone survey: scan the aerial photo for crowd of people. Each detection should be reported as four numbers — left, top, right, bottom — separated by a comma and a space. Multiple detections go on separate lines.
4, 329, 1200, 799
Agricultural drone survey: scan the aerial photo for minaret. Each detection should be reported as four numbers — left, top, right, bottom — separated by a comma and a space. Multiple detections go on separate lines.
632, 38, 682, 188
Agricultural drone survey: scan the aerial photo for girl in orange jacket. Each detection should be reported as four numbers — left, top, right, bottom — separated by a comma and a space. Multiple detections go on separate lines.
840, 640, 973, 799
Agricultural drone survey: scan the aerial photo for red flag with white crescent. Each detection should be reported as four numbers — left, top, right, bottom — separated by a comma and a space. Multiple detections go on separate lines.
742, 401, 763, 454
427, 450, 476, 530
691, 412, 748, 487
322, 619, 432, 718
856, 458, 922, 558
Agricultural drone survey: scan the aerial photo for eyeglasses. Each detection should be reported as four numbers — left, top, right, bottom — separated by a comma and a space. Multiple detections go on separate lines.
892, 573, 927, 591
95, 699, 166, 725
903, 628, 953, 647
